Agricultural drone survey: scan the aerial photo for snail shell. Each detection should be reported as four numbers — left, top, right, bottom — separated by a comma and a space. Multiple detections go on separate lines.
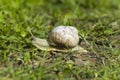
48, 26, 79, 48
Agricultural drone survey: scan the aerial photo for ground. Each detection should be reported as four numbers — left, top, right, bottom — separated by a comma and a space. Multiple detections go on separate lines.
0, 0, 120, 80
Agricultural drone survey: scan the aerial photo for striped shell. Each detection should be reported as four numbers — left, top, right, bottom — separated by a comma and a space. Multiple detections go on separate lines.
48, 26, 79, 48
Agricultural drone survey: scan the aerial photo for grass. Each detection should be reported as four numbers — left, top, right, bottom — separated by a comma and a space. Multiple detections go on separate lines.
0, 0, 120, 80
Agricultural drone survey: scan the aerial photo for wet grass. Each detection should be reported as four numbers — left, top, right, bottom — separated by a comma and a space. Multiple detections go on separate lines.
0, 0, 120, 80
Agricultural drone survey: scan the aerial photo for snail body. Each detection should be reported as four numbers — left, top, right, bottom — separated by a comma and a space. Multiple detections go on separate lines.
48, 26, 79, 48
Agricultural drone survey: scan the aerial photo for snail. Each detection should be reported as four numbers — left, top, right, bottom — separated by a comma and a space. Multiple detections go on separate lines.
31, 26, 88, 53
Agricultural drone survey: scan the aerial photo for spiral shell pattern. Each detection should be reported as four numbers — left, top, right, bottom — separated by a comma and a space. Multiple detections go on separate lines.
48, 26, 79, 48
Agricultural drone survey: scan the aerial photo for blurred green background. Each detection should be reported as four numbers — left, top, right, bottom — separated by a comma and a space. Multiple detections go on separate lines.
0, 0, 120, 80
